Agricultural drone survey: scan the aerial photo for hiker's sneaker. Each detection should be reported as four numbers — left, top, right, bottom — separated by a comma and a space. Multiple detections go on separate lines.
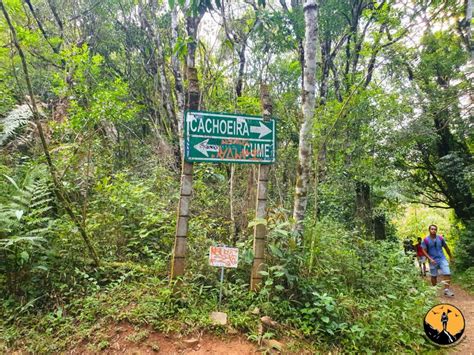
444, 289, 454, 297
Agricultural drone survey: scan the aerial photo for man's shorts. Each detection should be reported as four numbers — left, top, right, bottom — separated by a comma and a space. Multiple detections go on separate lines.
429, 258, 451, 277
418, 256, 426, 263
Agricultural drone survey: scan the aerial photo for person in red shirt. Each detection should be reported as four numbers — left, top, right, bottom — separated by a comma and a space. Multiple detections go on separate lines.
415, 237, 427, 276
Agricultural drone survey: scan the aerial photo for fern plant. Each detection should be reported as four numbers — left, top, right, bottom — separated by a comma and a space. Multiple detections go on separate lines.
0, 104, 33, 146
0, 164, 54, 298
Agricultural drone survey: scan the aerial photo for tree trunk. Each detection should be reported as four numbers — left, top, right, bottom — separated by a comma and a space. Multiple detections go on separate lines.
236, 46, 246, 98
138, 2, 178, 145
186, 11, 204, 69
172, 7, 185, 158
242, 166, 257, 232
374, 214, 386, 240
462, 0, 473, 60
355, 181, 373, 237
24, 0, 61, 56
229, 164, 237, 242
293, 0, 319, 236
170, 66, 199, 279
46, 0, 64, 42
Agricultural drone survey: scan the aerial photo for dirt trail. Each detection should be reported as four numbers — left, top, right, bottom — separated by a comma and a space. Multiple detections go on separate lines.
66, 281, 474, 354
69, 322, 259, 354
437, 283, 474, 354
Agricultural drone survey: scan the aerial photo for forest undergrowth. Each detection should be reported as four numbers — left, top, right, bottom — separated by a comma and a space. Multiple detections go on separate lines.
0, 162, 436, 353
1, 0, 472, 352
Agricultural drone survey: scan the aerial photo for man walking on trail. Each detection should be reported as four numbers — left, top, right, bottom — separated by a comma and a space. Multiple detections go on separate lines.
421, 225, 455, 297
403, 238, 415, 257
415, 237, 427, 276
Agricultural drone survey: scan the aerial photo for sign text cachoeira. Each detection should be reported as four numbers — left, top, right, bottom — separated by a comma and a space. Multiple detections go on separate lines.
184, 110, 276, 164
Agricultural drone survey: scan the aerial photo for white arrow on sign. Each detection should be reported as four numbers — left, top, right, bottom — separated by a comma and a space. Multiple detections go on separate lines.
194, 139, 219, 157
250, 122, 272, 138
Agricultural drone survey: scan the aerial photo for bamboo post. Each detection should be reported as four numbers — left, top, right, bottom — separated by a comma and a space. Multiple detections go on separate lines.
250, 83, 272, 290
170, 66, 199, 279
170, 161, 193, 278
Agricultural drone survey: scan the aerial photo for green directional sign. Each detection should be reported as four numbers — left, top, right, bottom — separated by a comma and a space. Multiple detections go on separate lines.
184, 110, 276, 164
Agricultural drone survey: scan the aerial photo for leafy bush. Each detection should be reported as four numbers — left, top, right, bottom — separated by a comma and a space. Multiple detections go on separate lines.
87, 171, 176, 262
250, 217, 436, 352
0, 160, 177, 311
0, 164, 55, 301
453, 220, 474, 272
454, 267, 474, 293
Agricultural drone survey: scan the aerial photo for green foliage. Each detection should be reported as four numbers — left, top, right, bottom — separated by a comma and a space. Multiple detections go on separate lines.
319, 0, 350, 38
0, 82, 16, 117
87, 171, 176, 262
454, 267, 474, 293
255, 10, 301, 54
452, 220, 474, 272
54, 45, 140, 131
1, 0, 472, 353
1, 216, 436, 353
0, 156, 177, 309
254, 217, 436, 352
0, 164, 54, 300
419, 32, 467, 81
126, 329, 150, 343
0, 104, 33, 146
393, 204, 454, 240
389, 28, 472, 227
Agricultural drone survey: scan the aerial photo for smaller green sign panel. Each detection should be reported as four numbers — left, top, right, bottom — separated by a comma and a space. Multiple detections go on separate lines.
184, 110, 276, 164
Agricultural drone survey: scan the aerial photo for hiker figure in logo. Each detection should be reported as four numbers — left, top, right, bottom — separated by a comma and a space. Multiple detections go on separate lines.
421, 225, 455, 297
441, 312, 448, 331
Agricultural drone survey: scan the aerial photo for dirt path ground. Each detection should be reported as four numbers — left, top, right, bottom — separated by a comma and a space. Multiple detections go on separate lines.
69, 322, 259, 354
436, 283, 474, 354
65, 280, 474, 354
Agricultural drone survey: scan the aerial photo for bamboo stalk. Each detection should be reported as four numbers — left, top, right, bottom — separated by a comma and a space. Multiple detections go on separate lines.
170, 66, 199, 279
250, 83, 272, 291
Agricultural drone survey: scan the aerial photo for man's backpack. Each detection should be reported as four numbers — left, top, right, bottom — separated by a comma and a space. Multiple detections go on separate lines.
424, 235, 444, 252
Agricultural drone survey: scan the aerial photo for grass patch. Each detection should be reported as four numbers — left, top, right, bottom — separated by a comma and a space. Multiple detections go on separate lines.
453, 267, 474, 294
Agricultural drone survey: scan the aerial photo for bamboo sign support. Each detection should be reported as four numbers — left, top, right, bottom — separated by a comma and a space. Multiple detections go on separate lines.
250, 84, 272, 291
171, 78, 274, 283
170, 67, 199, 279
170, 161, 193, 278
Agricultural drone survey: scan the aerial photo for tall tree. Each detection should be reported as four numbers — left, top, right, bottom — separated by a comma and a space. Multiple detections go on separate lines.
398, 31, 472, 224
293, 0, 319, 235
